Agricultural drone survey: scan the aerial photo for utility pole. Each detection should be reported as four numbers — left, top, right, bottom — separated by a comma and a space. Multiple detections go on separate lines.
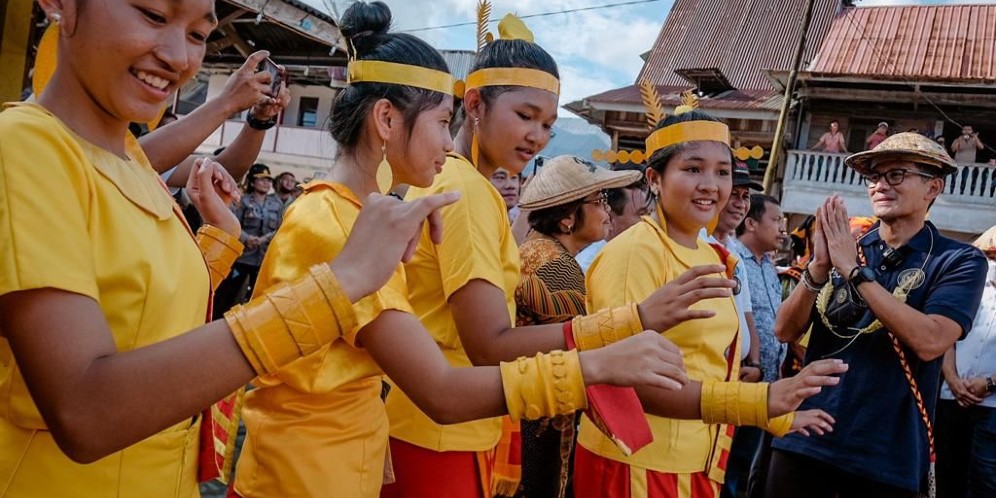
763, 0, 818, 195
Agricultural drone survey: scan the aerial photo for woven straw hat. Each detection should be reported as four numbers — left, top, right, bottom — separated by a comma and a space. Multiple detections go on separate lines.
518, 156, 642, 210
845, 132, 957, 176
974, 225, 996, 254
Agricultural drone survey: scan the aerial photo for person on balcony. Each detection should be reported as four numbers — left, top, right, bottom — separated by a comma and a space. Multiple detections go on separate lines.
812, 120, 848, 154
865, 122, 889, 151
768, 133, 989, 498
951, 125, 985, 165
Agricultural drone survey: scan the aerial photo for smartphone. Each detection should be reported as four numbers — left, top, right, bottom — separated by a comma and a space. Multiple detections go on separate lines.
258, 57, 284, 97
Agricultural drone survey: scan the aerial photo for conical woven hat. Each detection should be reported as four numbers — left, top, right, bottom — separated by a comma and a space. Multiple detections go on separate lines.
845, 132, 957, 176
519, 156, 642, 210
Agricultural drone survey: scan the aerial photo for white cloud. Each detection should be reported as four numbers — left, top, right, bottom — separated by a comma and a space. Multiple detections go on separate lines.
300, 0, 671, 105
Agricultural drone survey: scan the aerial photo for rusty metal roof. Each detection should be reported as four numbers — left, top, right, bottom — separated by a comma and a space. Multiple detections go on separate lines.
638, 0, 842, 90
584, 84, 783, 111
809, 5, 996, 83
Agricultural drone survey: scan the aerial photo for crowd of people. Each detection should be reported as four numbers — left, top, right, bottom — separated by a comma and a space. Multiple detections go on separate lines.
0, 1, 992, 498
813, 120, 991, 167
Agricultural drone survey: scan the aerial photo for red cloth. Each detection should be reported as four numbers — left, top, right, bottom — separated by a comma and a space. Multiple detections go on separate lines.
564, 322, 653, 456
573, 445, 719, 498
380, 437, 488, 498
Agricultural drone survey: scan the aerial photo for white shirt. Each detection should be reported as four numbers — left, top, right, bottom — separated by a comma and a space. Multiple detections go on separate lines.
940, 259, 996, 408
576, 239, 606, 275
701, 229, 753, 360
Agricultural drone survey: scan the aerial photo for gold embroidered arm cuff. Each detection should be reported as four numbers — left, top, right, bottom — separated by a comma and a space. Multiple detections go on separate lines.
570, 303, 644, 351
224, 264, 357, 375
196, 224, 244, 291
500, 350, 588, 421
700, 380, 769, 427
764, 412, 794, 437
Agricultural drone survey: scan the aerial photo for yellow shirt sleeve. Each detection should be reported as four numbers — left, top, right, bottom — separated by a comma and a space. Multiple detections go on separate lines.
253, 184, 412, 347
0, 108, 98, 300
430, 168, 512, 300
586, 222, 668, 312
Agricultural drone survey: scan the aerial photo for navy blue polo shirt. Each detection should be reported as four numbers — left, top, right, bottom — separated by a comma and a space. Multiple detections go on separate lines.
773, 221, 987, 491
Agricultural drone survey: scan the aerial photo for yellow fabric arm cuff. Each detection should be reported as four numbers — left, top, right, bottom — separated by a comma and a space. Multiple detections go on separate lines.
196, 225, 244, 292
700, 380, 769, 427
500, 350, 588, 421
764, 412, 795, 437
224, 264, 358, 375
570, 303, 643, 351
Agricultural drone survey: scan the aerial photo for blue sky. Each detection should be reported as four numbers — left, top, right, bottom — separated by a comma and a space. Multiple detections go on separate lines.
302, 0, 990, 115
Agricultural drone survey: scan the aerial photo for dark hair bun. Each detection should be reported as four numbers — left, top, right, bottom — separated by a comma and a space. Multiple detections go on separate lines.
340, 1, 392, 57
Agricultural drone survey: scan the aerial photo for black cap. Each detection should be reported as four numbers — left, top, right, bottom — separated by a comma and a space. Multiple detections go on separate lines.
733, 161, 762, 190
247, 163, 273, 181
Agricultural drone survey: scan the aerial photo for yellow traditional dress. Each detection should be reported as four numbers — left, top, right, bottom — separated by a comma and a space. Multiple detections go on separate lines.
383, 154, 519, 495
233, 182, 413, 498
575, 214, 740, 498
0, 103, 211, 497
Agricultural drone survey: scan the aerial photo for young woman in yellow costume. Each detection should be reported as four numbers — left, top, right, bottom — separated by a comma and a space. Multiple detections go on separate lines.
379, 8, 745, 498
574, 110, 850, 498
0, 0, 464, 495
230, 3, 694, 498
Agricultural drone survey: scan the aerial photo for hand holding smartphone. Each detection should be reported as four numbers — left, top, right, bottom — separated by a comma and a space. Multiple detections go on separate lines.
258, 57, 285, 97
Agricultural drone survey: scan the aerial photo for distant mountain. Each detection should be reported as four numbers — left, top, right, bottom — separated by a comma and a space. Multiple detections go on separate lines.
526, 117, 611, 177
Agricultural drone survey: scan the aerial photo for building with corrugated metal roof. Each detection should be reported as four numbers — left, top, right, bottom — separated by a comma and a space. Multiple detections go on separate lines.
566, 0, 844, 172
773, 3, 996, 237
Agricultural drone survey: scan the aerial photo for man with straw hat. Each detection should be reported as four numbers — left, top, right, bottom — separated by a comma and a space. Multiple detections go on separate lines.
769, 133, 989, 498
512, 155, 641, 498
935, 225, 996, 498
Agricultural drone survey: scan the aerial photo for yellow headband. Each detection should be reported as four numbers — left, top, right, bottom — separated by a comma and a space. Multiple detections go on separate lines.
645, 121, 731, 158
464, 67, 560, 96
347, 60, 457, 96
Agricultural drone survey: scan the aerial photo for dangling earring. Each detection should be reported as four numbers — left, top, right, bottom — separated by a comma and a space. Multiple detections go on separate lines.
563, 223, 574, 235
471, 117, 481, 167
376, 141, 394, 194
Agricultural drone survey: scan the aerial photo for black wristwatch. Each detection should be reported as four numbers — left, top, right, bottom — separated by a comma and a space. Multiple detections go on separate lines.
246, 110, 277, 130
848, 266, 877, 287
986, 376, 996, 394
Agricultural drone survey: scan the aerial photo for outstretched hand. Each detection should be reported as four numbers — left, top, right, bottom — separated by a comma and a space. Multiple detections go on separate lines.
637, 265, 737, 332
789, 409, 835, 437
768, 358, 848, 418
580, 331, 689, 391
331, 192, 460, 302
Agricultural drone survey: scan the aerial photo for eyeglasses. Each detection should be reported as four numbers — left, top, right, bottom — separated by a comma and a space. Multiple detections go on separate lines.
861, 168, 936, 187
582, 191, 609, 207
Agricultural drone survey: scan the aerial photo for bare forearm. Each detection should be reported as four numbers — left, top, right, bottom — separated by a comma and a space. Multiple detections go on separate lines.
637, 381, 704, 419
468, 322, 568, 365
39, 321, 255, 463
775, 284, 818, 343
942, 347, 958, 381
746, 312, 761, 363
213, 125, 267, 182
140, 98, 235, 174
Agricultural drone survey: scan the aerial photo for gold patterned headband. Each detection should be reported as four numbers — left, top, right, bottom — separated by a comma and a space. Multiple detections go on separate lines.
592, 82, 731, 163
645, 121, 731, 158
347, 60, 458, 96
